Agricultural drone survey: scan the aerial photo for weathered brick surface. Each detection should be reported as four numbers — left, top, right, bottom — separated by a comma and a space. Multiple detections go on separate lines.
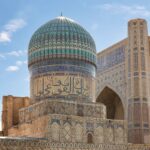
2, 96, 30, 136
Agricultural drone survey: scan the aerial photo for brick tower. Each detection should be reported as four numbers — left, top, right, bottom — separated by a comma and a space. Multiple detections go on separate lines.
127, 19, 150, 143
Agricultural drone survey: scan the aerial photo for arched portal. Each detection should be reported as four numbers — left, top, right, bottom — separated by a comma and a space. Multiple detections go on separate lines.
96, 87, 124, 120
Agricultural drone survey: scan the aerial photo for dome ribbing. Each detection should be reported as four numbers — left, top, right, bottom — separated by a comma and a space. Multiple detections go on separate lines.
28, 16, 96, 67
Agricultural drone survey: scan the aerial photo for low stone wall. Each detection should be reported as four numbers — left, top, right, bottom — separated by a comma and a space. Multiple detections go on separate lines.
1, 137, 150, 150
0, 137, 47, 150
8, 115, 48, 137
47, 114, 127, 144
19, 99, 106, 124
8, 114, 127, 144
128, 144, 150, 150
0, 137, 127, 150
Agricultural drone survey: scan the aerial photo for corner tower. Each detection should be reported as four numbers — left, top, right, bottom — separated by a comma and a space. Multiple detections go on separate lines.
28, 16, 97, 104
127, 18, 150, 143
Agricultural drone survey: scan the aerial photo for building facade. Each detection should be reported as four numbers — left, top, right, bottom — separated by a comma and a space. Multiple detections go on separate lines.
1, 17, 150, 149
97, 18, 150, 144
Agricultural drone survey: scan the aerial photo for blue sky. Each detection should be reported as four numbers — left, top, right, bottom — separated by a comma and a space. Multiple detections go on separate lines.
0, 0, 150, 129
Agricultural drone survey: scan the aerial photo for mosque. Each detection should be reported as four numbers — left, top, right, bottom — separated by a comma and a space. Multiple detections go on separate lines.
0, 16, 150, 150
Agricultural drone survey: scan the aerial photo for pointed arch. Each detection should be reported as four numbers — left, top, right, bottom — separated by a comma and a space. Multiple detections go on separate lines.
96, 86, 124, 120
96, 83, 125, 107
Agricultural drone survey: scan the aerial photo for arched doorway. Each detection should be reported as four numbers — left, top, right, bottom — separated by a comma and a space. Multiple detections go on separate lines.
96, 87, 124, 120
87, 133, 93, 144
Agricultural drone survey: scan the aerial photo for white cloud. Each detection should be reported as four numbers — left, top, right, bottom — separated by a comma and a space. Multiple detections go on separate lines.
6, 66, 19, 72
0, 18, 26, 43
16, 60, 27, 66
96, 4, 150, 17
0, 31, 11, 42
16, 60, 23, 66
6, 60, 27, 72
5, 19, 26, 32
0, 50, 27, 59
7, 50, 26, 57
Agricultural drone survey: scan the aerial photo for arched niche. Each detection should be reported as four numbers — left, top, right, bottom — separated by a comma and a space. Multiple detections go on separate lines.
96, 86, 124, 120
87, 133, 93, 144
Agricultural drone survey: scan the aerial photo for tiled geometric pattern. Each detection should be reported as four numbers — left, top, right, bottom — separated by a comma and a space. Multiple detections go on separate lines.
28, 16, 96, 66
105, 128, 113, 143
75, 124, 83, 142
115, 127, 124, 144
97, 51, 126, 106
30, 59, 96, 76
95, 126, 103, 143
97, 45, 125, 72
46, 114, 127, 144
63, 123, 71, 142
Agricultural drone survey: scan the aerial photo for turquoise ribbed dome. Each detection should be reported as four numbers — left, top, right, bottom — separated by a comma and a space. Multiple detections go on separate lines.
28, 16, 96, 66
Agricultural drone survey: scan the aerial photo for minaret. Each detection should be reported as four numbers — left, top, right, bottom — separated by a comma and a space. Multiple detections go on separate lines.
127, 18, 150, 143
